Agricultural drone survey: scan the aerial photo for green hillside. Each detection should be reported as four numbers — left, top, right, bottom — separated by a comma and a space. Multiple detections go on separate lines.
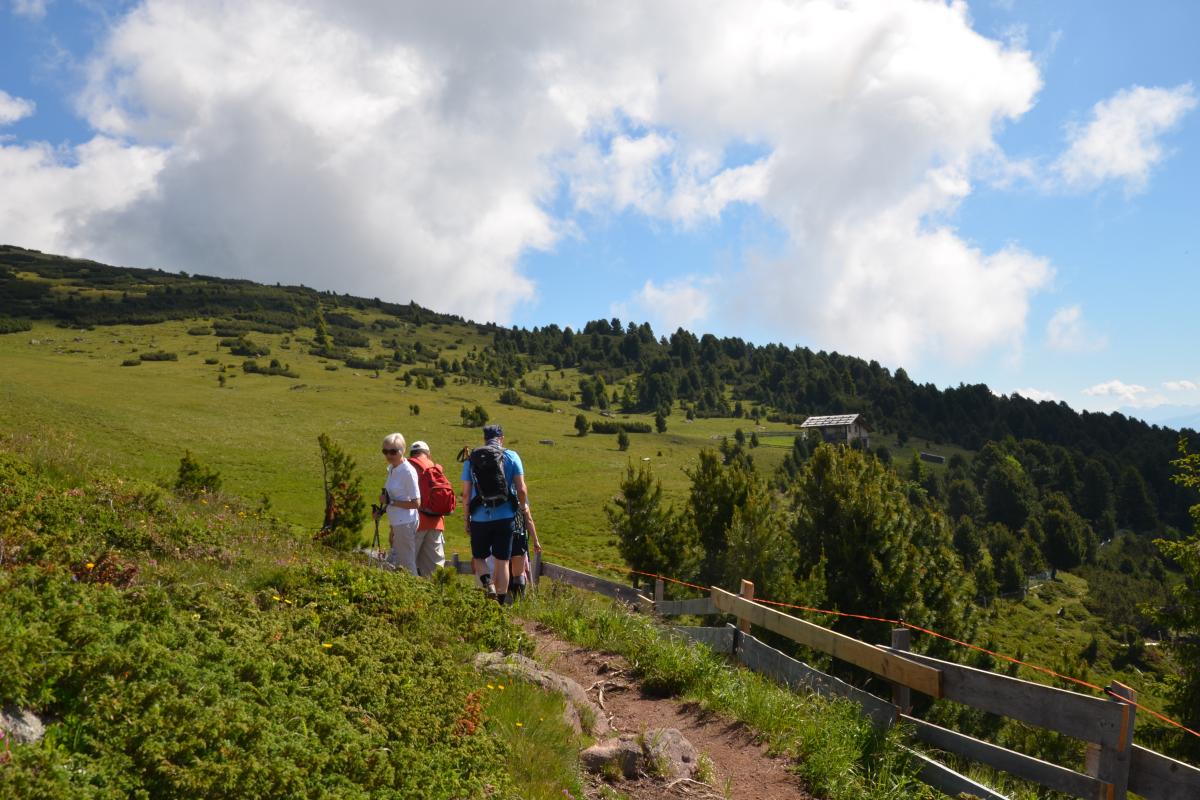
0, 317, 796, 572
3, 245, 1198, 767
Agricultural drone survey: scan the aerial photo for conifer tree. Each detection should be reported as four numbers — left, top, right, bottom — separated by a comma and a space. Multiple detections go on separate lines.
791, 444, 975, 648
608, 462, 700, 591
317, 433, 366, 550
1154, 439, 1200, 757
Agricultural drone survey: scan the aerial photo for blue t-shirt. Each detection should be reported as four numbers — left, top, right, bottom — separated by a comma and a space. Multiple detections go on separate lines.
461, 447, 524, 522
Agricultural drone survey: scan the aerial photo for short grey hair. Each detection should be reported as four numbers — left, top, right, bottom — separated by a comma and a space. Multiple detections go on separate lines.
382, 432, 406, 451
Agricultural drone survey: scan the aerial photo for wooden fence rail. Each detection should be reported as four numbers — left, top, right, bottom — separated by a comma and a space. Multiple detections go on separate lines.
446, 552, 1200, 800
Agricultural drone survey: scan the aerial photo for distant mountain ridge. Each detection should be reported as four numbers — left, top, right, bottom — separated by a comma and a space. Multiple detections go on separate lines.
1119, 404, 1200, 431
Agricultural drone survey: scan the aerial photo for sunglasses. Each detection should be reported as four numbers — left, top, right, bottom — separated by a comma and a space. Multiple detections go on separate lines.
381, 448, 402, 456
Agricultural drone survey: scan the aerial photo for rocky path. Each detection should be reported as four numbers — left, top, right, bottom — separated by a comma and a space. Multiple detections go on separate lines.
518, 619, 815, 800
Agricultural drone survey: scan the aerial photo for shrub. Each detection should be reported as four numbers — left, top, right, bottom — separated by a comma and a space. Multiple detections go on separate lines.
186, 325, 212, 335
0, 443, 528, 798
617, 431, 630, 451
227, 336, 270, 357
0, 317, 33, 334
590, 421, 652, 434
120, 358, 141, 367
174, 450, 222, 496
242, 360, 299, 378
316, 433, 366, 550
343, 355, 386, 370
138, 350, 177, 361
461, 404, 489, 428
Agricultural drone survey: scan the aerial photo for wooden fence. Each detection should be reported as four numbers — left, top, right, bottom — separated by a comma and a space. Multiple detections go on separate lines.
442, 551, 1200, 800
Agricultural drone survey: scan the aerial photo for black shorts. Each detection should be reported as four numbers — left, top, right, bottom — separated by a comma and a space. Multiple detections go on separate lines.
470, 517, 516, 561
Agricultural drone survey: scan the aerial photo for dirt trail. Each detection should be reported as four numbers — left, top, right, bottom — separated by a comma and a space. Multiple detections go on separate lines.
519, 619, 814, 800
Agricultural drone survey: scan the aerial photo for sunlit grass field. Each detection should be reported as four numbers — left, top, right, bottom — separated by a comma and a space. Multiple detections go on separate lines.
0, 319, 796, 574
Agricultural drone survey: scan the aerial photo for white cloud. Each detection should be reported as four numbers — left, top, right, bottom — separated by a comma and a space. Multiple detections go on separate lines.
1082, 379, 1168, 409
1045, 304, 1106, 352
612, 277, 713, 336
0, 0, 1048, 352
0, 90, 36, 126
1013, 387, 1057, 402
11, 0, 50, 20
1164, 380, 1198, 392
1055, 83, 1197, 192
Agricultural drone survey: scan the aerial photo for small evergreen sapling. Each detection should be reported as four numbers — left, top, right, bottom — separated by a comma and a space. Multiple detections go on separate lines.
317, 433, 366, 550
175, 450, 222, 497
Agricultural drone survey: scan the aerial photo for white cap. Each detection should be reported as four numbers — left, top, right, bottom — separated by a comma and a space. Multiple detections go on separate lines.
409, 440, 429, 454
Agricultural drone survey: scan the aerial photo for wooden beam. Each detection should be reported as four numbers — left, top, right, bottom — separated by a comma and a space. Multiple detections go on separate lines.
891, 628, 912, 714
738, 579, 754, 634
541, 561, 644, 605
656, 596, 717, 616
1086, 683, 1135, 799
1129, 744, 1200, 800
903, 715, 1108, 799
672, 625, 735, 654
711, 587, 942, 697
886, 648, 1124, 748
738, 632, 897, 729
902, 746, 1011, 800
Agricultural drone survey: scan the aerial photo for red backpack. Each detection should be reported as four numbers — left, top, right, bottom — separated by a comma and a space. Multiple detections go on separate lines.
410, 456, 457, 517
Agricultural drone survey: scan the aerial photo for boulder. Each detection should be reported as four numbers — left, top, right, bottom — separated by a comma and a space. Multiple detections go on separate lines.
473, 652, 610, 736
581, 728, 697, 780
0, 707, 45, 745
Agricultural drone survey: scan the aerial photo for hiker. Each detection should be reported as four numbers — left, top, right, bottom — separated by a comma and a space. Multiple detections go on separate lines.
461, 423, 534, 603
376, 433, 420, 575
407, 440, 450, 576
510, 486, 542, 598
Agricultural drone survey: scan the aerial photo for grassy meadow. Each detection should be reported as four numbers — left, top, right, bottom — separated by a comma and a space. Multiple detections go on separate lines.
0, 318, 796, 575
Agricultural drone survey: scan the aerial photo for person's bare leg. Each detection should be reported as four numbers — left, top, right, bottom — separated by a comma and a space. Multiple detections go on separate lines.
492, 558, 510, 601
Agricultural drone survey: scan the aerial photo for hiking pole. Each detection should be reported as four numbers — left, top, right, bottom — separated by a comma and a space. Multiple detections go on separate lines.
371, 503, 385, 565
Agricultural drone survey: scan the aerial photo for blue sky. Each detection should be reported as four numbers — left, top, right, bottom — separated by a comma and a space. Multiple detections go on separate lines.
1, 1, 1197, 425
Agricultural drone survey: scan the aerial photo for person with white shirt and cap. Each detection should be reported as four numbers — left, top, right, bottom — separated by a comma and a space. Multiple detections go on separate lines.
375, 432, 420, 575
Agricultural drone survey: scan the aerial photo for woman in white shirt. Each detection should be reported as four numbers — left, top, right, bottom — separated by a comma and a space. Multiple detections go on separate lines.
376, 433, 420, 574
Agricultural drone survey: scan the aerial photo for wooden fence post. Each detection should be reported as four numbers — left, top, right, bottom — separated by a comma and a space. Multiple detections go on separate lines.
1086, 681, 1136, 799
738, 580, 755, 635
531, 549, 542, 588
891, 628, 912, 715
654, 578, 664, 604
452, 552, 460, 573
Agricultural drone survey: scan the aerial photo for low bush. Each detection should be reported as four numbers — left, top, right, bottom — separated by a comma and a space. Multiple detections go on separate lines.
0, 316, 33, 334
0, 442, 532, 799
242, 359, 299, 378
590, 420, 652, 434
138, 350, 178, 361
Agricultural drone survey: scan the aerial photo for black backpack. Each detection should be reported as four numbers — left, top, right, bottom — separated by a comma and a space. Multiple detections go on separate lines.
468, 444, 513, 512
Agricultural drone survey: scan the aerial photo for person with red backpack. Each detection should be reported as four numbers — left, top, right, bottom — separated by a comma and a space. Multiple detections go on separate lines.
406, 440, 454, 576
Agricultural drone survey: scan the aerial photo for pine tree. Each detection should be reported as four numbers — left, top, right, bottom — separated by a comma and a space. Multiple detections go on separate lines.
317, 433, 366, 550
790, 444, 975, 648
1154, 439, 1200, 757
608, 462, 700, 590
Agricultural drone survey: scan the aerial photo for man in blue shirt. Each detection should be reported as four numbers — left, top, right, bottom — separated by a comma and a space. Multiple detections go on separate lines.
461, 424, 536, 603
